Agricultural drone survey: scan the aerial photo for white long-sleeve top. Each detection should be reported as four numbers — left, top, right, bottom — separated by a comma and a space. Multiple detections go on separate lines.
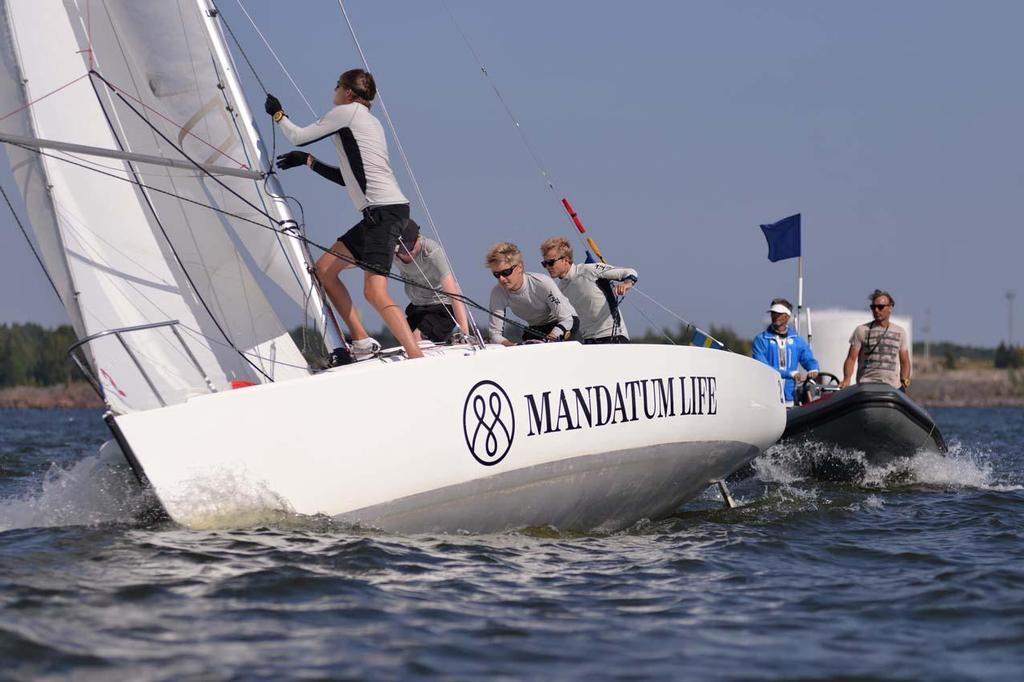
488, 273, 577, 343
556, 263, 637, 339
278, 103, 407, 211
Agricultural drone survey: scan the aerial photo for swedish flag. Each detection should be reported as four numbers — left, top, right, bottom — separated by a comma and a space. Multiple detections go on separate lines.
690, 329, 725, 350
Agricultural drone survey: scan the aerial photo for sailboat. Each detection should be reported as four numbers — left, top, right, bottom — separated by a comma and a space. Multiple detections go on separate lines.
0, 0, 786, 533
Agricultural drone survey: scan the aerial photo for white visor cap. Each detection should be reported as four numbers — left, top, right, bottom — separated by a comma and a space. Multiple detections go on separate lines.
768, 303, 792, 316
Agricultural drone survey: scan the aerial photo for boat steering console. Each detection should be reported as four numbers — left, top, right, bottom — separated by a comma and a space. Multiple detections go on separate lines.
795, 372, 842, 406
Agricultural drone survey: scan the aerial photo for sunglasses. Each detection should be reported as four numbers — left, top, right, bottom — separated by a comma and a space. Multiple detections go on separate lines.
870, 304, 891, 310
541, 257, 564, 268
492, 265, 517, 279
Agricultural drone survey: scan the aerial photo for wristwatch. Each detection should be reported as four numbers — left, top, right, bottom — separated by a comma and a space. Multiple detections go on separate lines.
900, 377, 911, 387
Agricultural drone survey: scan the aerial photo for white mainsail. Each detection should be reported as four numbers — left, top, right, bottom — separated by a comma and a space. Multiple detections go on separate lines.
0, 0, 326, 412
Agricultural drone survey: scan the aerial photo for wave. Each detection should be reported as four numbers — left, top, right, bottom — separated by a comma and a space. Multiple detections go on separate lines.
0, 441, 153, 532
753, 440, 1020, 491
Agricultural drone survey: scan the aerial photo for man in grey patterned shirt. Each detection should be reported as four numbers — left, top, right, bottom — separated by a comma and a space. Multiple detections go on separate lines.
485, 242, 578, 345
540, 237, 637, 343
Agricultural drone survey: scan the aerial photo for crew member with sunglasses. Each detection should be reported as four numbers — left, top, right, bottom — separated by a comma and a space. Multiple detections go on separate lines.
267, 69, 423, 361
840, 289, 911, 390
538, 237, 637, 344
752, 298, 819, 405
485, 242, 578, 345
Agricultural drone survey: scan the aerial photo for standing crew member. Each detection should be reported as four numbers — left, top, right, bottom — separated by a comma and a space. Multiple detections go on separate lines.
267, 69, 423, 361
393, 220, 470, 343
485, 242, 578, 345
840, 289, 911, 390
540, 237, 637, 343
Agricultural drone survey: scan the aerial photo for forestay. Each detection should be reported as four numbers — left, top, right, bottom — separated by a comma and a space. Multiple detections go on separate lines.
0, 0, 323, 412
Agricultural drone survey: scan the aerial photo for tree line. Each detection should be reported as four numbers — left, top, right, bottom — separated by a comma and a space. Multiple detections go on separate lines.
0, 323, 81, 387
2, 322, 1019, 388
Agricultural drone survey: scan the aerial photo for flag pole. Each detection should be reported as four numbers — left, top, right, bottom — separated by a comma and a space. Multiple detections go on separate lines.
796, 256, 803, 333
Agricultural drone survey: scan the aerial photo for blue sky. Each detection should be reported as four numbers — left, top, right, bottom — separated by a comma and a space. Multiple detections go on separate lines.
1, 1, 1021, 346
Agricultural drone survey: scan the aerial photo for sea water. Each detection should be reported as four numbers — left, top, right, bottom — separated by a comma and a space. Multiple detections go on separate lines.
1, 407, 1022, 680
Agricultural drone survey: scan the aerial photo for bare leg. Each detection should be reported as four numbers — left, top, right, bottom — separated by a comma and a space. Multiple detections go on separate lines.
315, 241, 370, 341
364, 271, 424, 359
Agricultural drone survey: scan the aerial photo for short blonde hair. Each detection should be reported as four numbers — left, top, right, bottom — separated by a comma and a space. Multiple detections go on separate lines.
485, 242, 522, 269
540, 237, 573, 262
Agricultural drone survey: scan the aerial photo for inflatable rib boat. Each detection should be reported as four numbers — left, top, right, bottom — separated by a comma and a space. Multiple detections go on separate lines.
783, 383, 946, 469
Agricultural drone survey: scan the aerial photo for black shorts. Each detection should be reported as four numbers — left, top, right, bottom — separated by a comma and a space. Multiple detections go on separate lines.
523, 316, 580, 342
339, 203, 410, 274
406, 303, 456, 342
583, 335, 630, 344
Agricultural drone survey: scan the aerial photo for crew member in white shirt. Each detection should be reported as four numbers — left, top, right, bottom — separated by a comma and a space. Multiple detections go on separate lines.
539, 237, 636, 343
485, 242, 578, 345
267, 69, 423, 361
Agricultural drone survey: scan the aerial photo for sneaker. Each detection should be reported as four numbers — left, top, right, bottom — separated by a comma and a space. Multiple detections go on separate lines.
350, 337, 381, 361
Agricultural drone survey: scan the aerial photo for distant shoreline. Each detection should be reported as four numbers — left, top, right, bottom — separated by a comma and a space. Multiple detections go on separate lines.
2, 369, 1023, 410
911, 368, 1024, 408
0, 383, 103, 409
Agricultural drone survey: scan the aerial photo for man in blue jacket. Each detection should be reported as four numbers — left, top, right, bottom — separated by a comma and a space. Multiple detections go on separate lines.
752, 298, 819, 406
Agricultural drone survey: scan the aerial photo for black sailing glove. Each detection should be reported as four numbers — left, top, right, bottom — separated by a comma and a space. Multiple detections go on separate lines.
276, 151, 309, 170
264, 93, 282, 117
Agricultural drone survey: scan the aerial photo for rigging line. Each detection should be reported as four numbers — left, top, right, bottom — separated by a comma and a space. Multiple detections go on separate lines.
0, 181, 63, 304
335, 0, 485, 343
443, 7, 716, 346
210, 53, 310, 301
89, 73, 251, 170
228, 0, 317, 117
209, 3, 268, 94
622, 297, 679, 345
201, 11, 338, 357
85, 74, 274, 383
13, 142, 531, 335
93, 70, 281, 229
441, 0, 556, 194
0, 73, 89, 123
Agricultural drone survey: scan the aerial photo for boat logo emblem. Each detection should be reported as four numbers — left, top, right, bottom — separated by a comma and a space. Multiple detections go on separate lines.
463, 380, 515, 466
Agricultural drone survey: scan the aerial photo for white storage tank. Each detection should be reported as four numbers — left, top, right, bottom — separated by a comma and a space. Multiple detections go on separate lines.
803, 308, 912, 384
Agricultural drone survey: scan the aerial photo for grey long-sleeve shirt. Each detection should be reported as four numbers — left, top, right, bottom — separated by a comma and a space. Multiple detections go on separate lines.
278, 103, 407, 211
488, 272, 577, 343
556, 263, 637, 340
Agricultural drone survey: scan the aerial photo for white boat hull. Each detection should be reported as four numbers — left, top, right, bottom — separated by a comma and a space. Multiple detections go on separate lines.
114, 343, 785, 533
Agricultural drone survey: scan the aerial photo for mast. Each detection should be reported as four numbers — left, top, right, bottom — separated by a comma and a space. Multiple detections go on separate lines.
196, 0, 342, 351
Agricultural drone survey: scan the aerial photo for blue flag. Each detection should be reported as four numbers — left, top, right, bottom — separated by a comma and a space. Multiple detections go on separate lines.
760, 213, 801, 262
584, 250, 597, 264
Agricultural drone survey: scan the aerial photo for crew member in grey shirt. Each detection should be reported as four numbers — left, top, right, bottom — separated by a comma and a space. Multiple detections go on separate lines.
393, 220, 470, 343
540, 237, 637, 343
485, 242, 578, 345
